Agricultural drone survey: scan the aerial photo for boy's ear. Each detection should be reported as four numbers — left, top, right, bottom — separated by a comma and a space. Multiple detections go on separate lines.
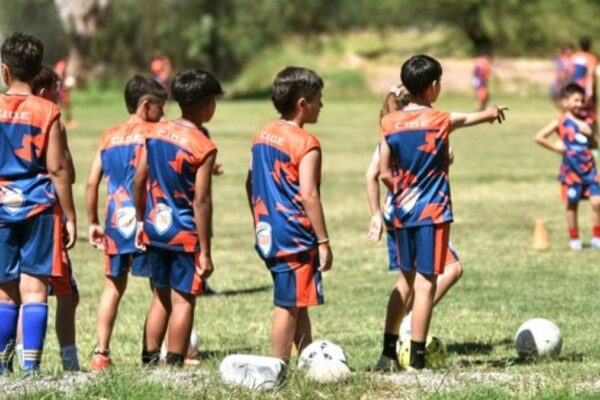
1, 63, 11, 86
297, 97, 308, 111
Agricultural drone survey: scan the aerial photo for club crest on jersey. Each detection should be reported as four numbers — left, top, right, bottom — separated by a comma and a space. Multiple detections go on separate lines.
567, 188, 577, 199
153, 203, 173, 235
0, 186, 24, 215
575, 133, 588, 144
116, 206, 136, 238
256, 221, 272, 257
398, 187, 421, 214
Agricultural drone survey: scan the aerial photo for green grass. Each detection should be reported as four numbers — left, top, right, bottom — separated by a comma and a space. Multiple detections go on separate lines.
3, 89, 600, 399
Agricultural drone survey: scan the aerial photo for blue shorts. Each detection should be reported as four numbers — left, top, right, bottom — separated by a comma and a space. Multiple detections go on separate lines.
147, 246, 203, 295
392, 223, 451, 276
561, 182, 600, 205
48, 250, 78, 296
387, 228, 460, 272
104, 252, 150, 278
266, 249, 324, 308
0, 205, 64, 284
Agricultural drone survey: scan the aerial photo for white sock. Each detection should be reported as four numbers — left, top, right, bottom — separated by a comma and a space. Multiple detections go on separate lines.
60, 345, 80, 371
15, 343, 23, 368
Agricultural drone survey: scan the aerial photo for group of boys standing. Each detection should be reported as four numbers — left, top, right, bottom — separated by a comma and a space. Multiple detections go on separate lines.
0, 30, 509, 376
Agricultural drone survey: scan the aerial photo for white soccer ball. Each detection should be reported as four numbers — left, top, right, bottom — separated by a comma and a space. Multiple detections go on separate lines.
298, 340, 347, 369
515, 318, 562, 359
298, 340, 350, 382
160, 329, 199, 360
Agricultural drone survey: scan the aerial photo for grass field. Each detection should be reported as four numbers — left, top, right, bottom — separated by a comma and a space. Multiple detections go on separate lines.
3, 89, 600, 399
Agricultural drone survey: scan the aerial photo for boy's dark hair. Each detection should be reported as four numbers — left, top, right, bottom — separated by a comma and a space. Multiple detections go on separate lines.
400, 54, 443, 96
561, 83, 585, 99
124, 75, 168, 114
272, 66, 324, 114
579, 37, 592, 52
1, 32, 44, 82
171, 69, 223, 108
31, 65, 58, 94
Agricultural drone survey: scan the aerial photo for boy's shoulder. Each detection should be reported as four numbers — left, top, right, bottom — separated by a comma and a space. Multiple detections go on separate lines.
381, 108, 450, 134
0, 94, 60, 123
254, 120, 320, 150
149, 119, 216, 156
99, 116, 150, 150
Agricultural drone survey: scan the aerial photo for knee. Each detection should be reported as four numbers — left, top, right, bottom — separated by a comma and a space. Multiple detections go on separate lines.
452, 262, 464, 281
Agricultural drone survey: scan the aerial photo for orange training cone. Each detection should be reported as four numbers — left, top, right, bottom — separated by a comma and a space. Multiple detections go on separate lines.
531, 218, 549, 250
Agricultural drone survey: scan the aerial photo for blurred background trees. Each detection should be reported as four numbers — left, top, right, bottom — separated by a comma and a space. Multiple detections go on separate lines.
0, 0, 599, 83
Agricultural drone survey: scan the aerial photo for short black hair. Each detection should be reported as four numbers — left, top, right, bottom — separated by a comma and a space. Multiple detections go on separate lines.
561, 83, 585, 99
31, 64, 58, 94
124, 75, 168, 114
400, 54, 443, 96
1, 32, 44, 82
271, 66, 324, 114
580, 37, 592, 52
171, 69, 223, 107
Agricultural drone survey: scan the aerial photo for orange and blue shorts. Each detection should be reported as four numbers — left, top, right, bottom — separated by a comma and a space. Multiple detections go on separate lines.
48, 249, 78, 297
0, 205, 65, 284
561, 182, 600, 205
265, 248, 323, 308
104, 252, 150, 278
147, 246, 203, 295
391, 223, 452, 276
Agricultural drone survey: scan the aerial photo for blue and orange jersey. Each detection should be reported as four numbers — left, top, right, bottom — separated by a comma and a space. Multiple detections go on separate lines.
381, 108, 452, 229
142, 119, 217, 252
0, 94, 60, 222
250, 120, 321, 261
570, 51, 597, 99
99, 115, 149, 254
556, 114, 598, 185
473, 57, 491, 88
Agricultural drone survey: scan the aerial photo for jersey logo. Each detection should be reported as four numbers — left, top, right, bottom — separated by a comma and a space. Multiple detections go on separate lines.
0, 186, 24, 215
116, 206, 136, 238
153, 203, 173, 235
575, 133, 588, 144
256, 221, 272, 257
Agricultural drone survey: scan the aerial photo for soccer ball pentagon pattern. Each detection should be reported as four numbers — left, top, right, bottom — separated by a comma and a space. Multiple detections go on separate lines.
515, 318, 562, 359
298, 340, 351, 382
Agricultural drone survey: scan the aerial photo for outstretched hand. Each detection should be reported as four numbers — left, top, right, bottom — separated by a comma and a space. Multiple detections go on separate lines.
489, 105, 509, 124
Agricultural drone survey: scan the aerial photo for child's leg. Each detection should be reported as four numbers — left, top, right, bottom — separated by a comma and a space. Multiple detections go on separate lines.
566, 201, 579, 239
589, 195, 600, 246
385, 271, 414, 334
20, 273, 49, 371
164, 289, 196, 366
95, 275, 128, 353
433, 261, 463, 306
56, 292, 80, 371
410, 272, 437, 369
271, 306, 299, 361
294, 307, 312, 352
0, 281, 20, 374
143, 286, 171, 364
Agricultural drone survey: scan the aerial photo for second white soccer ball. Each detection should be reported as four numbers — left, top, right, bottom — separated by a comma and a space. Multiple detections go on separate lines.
515, 318, 562, 359
298, 340, 351, 382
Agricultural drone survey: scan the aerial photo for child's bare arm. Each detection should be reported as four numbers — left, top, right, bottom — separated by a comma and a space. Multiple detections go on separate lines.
133, 147, 148, 222
534, 119, 563, 155
60, 123, 76, 184
379, 139, 394, 192
85, 151, 104, 249
450, 105, 508, 131
299, 149, 333, 272
47, 119, 77, 249
245, 156, 254, 226
365, 147, 383, 242
193, 151, 217, 278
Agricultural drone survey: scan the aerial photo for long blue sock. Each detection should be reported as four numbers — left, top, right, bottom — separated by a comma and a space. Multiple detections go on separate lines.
22, 303, 48, 372
0, 302, 18, 375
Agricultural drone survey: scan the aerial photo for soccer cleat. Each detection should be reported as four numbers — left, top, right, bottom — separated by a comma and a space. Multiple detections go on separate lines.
591, 238, 600, 249
374, 354, 401, 373
91, 352, 112, 371
569, 239, 583, 251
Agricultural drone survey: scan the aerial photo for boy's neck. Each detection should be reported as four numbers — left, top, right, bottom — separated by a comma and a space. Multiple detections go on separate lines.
405, 100, 432, 109
280, 112, 304, 128
5, 80, 32, 96
179, 113, 204, 130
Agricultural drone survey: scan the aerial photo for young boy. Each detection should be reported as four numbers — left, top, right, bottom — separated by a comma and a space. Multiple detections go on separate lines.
245, 66, 333, 361
86, 75, 167, 370
473, 52, 492, 111
535, 83, 600, 250
0, 32, 76, 374
570, 37, 597, 125
134, 69, 221, 367
377, 54, 506, 371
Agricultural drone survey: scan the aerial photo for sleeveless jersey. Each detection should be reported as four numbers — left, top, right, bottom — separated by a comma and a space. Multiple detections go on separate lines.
556, 114, 598, 186
571, 51, 598, 99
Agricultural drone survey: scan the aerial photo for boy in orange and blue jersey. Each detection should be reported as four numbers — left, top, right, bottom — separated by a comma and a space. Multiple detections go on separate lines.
246, 67, 333, 361
377, 54, 507, 371
570, 37, 598, 125
535, 83, 600, 250
134, 69, 221, 367
0, 32, 76, 374
473, 53, 491, 111
86, 75, 167, 369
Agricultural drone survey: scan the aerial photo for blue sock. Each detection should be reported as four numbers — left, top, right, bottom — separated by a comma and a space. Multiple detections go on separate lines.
22, 303, 48, 372
0, 302, 18, 375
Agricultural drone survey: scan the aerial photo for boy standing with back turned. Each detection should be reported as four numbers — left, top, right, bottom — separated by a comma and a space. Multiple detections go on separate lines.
377, 54, 507, 371
246, 66, 333, 362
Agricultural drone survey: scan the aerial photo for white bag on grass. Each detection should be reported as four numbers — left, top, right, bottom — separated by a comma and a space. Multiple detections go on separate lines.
219, 354, 285, 390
